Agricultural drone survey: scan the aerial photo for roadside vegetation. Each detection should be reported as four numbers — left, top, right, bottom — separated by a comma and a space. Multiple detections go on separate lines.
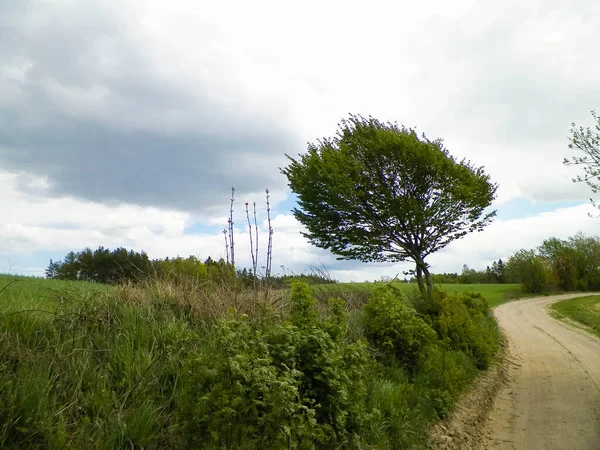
0, 269, 502, 449
314, 282, 524, 309
551, 295, 600, 338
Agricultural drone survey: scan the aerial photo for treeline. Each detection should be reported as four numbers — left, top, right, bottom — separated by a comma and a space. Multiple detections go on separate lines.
45, 246, 336, 286
409, 259, 508, 284
414, 232, 600, 294
505, 232, 600, 293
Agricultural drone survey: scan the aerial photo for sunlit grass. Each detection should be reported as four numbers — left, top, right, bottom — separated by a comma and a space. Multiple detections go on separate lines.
551, 295, 600, 338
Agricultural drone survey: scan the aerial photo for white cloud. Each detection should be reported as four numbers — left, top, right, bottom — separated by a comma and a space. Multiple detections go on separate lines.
2, 0, 600, 281
4, 167, 599, 281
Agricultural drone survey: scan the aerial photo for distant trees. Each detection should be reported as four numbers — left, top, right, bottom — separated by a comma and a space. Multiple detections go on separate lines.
45, 248, 227, 284
505, 232, 600, 293
282, 115, 497, 298
46, 247, 153, 283
419, 259, 507, 285
46, 247, 338, 286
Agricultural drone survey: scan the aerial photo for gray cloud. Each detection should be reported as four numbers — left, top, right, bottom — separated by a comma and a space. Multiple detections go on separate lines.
0, 1, 294, 215
435, 0, 600, 144
2, 0, 599, 223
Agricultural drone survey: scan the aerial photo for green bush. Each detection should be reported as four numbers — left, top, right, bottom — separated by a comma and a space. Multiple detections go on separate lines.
417, 347, 478, 418
182, 321, 316, 450
436, 293, 499, 369
364, 286, 437, 370
0, 277, 503, 449
182, 283, 371, 449
365, 368, 432, 450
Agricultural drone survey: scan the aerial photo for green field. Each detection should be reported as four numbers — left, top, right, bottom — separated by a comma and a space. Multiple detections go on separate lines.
551, 295, 600, 339
0, 274, 110, 307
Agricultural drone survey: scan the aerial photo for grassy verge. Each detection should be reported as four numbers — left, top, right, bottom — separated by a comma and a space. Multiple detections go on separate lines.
0, 275, 501, 449
317, 282, 525, 309
550, 295, 600, 339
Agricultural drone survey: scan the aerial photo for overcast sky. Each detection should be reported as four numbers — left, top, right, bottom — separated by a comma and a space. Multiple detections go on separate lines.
1, 0, 600, 281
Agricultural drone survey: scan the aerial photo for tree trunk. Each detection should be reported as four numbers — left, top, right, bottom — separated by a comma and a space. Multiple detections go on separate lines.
415, 258, 432, 300
416, 265, 425, 295
422, 264, 433, 300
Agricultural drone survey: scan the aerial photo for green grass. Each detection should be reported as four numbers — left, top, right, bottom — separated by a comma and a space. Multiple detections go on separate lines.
0, 275, 110, 309
551, 295, 600, 338
0, 274, 504, 449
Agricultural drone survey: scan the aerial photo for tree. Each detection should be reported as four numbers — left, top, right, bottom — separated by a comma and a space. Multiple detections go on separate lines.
506, 249, 548, 294
281, 115, 498, 298
45, 259, 60, 279
563, 110, 600, 210
538, 237, 577, 291
459, 265, 479, 284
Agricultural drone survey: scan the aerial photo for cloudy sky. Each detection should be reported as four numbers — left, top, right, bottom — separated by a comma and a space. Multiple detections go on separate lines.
1, 0, 600, 281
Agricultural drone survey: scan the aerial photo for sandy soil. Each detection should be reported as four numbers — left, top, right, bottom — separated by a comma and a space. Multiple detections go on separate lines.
479, 294, 600, 449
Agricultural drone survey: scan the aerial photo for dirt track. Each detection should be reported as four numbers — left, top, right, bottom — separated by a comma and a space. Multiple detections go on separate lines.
479, 294, 600, 449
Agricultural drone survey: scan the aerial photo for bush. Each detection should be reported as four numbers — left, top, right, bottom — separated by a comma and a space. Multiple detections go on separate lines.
407, 286, 444, 323
182, 282, 371, 449
364, 285, 437, 370
436, 293, 499, 369
182, 321, 317, 450
0, 277, 503, 449
417, 347, 478, 418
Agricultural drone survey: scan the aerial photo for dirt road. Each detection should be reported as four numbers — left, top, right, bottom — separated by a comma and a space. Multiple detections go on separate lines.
480, 294, 600, 449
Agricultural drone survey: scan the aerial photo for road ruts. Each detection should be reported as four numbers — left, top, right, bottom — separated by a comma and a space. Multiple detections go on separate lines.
479, 294, 600, 450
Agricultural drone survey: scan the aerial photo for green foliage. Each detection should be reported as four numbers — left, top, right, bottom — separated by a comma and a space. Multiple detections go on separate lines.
538, 237, 578, 291
0, 275, 501, 449
506, 249, 548, 293
417, 347, 479, 418
365, 368, 434, 449
364, 286, 437, 369
46, 247, 154, 283
415, 259, 507, 285
182, 321, 316, 450
282, 114, 497, 296
290, 282, 320, 329
435, 293, 499, 369
505, 233, 600, 293
182, 283, 371, 449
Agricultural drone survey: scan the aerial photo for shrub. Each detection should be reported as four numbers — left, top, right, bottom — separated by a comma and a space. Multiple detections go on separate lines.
364, 285, 437, 370
417, 347, 478, 418
182, 320, 317, 450
436, 293, 499, 369
407, 286, 445, 323
460, 291, 490, 317
181, 282, 371, 449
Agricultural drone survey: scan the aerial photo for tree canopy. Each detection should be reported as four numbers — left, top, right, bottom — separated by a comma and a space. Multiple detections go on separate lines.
564, 110, 600, 209
281, 115, 497, 297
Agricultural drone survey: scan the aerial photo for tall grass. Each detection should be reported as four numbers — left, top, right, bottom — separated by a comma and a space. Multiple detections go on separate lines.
0, 274, 500, 449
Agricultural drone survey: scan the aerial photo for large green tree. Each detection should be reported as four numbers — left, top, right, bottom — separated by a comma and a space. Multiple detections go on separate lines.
506, 249, 548, 294
564, 110, 600, 209
281, 115, 497, 297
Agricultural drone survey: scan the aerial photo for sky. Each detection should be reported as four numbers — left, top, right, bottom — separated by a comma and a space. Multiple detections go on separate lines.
1, 0, 600, 281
